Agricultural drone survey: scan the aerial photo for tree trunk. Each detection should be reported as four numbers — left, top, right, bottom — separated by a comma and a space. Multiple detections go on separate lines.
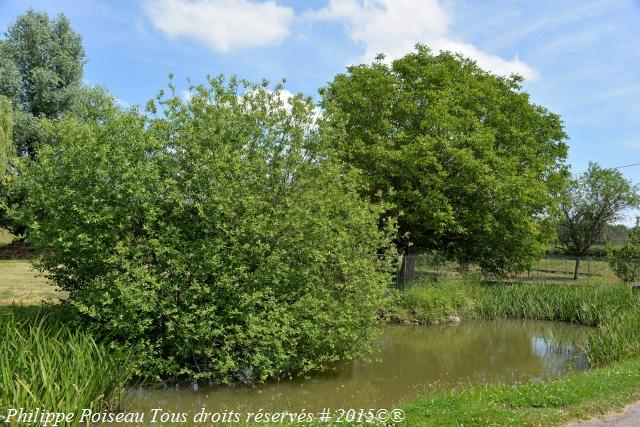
573, 256, 581, 280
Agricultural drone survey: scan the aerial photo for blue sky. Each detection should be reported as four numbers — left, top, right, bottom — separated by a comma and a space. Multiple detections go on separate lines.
1, 0, 639, 223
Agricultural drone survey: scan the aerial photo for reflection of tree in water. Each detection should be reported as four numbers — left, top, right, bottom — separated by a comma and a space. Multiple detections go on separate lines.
124, 320, 588, 414
531, 327, 589, 378
365, 320, 586, 387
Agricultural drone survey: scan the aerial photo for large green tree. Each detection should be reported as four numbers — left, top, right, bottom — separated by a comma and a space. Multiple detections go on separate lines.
0, 9, 85, 157
558, 163, 639, 279
320, 46, 568, 275
21, 77, 396, 381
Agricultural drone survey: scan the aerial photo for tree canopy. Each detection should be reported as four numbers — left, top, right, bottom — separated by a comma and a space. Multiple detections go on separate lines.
320, 46, 568, 274
558, 162, 639, 279
0, 9, 85, 156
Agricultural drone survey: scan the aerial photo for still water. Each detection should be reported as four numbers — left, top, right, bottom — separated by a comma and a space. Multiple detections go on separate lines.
124, 319, 587, 414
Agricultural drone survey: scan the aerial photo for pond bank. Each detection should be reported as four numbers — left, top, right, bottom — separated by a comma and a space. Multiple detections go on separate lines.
123, 320, 587, 415
401, 356, 640, 426
3, 279, 640, 426
391, 278, 640, 426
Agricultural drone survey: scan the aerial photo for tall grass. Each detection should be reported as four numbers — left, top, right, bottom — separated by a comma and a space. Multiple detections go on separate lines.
474, 281, 640, 365
0, 307, 133, 414
390, 279, 640, 366
475, 281, 637, 326
382, 279, 475, 324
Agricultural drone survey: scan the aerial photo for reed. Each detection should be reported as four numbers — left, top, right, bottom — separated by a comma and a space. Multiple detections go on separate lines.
0, 306, 133, 414
475, 281, 637, 326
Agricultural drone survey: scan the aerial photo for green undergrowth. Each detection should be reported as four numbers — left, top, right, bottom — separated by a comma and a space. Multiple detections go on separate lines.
381, 279, 476, 325
0, 305, 134, 415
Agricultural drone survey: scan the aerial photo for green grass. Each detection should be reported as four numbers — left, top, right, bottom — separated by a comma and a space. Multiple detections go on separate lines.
474, 281, 636, 327
474, 281, 640, 365
412, 256, 621, 285
0, 306, 134, 415
382, 278, 475, 324
401, 357, 640, 426
0, 260, 64, 304
389, 279, 640, 426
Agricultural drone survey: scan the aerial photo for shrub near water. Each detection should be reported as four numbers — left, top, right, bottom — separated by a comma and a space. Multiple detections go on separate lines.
0, 307, 131, 414
21, 77, 396, 382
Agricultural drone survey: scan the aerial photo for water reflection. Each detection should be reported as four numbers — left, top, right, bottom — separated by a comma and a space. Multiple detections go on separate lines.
124, 319, 587, 414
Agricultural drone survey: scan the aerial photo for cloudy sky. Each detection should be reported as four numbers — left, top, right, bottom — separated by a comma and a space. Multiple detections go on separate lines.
1, 0, 639, 222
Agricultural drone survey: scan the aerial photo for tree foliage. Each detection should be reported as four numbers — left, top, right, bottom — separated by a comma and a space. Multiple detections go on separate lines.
0, 96, 12, 174
609, 223, 640, 284
558, 163, 639, 279
320, 46, 568, 274
0, 9, 85, 156
21, 77, 396, 381
0, 96, 16, 234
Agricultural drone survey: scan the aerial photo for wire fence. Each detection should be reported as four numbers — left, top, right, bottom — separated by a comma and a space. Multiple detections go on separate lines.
393, 253, 640, 289
1, 244, 639, 304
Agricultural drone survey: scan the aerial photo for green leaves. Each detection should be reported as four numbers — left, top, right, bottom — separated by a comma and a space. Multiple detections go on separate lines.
0, 307, 133, 414
22, 77, 397, 382
321, 45, 568, 275
558, 163, 639, 278
609, 225, 640, 283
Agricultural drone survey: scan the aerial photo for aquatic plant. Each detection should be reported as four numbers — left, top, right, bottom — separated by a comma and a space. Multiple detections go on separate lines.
0, 307, 132, 414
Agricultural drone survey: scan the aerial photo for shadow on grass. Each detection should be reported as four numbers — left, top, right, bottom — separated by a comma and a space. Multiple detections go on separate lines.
0, 301, 76, 327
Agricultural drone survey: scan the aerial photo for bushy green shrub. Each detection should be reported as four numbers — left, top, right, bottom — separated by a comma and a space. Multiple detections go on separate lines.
609, 226, 640, 283
21, 77, 396, 382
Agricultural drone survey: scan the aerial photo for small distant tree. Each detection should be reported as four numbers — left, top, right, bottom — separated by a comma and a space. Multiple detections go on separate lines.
558, 163, 639, 280
609, 221, 640, 283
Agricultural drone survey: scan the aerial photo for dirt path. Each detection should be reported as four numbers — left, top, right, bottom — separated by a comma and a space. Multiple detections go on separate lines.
569, 402, 640, 426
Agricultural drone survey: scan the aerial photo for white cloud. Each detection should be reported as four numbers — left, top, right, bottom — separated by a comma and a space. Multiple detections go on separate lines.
243, 88, 322, 122
307, 0, 537, 80
181, 89, 193, 102
142, 0, 294, 52
115, 98, 131, 108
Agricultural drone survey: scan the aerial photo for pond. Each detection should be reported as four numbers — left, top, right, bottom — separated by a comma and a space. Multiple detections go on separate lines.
124, 319, 588, 415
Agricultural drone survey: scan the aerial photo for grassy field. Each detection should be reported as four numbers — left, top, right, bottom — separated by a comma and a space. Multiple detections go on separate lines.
0, 229, 13, 245
409, 255, 622, 286
0, 260, 63, 304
